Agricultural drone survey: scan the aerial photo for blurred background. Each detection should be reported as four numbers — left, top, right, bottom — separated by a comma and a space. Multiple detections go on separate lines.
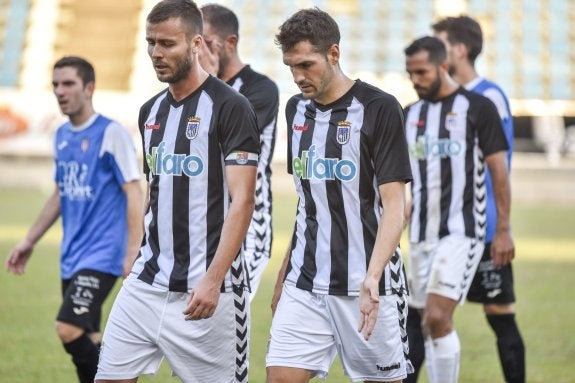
1, 0, 575, 173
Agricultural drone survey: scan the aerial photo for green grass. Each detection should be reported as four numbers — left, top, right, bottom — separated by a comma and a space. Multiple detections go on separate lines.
1, 187, 574, 382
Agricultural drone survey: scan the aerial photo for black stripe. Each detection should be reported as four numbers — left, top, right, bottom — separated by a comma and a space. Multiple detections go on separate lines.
463, 96, 476, 237
206, 101, 227, 291
168, 99, 199, 291
416, 103, 429, 242
326, 103, 351, 294
296, 104, 318, 292
438, 96, 455, 238
139, 96, 171, 286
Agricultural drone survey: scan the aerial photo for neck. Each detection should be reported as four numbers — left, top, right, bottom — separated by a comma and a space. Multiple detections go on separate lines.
316, 71, 355, 105
452, 63, 478, 86
436, 75, 460, 101
169, 61, 209, 102
70, 107, 95, 126
220, 55, 244, 83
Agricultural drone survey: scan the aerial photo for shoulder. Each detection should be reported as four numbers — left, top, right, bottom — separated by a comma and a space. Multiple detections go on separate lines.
353, 81, 402, 112
237, 67, 279, 97
140, 88, 169, 112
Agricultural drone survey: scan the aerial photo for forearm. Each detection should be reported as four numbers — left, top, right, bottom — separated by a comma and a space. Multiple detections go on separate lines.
123, 181, 144, 258
487, 153, 512, 233
25, 187, 61, 246
367, 182, 405, 281
205, 195, 254, 285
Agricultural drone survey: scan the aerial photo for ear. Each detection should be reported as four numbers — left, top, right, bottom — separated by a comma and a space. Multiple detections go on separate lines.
226, 34, 238, 49
452, 42, 467, 60
84, 81, 95, 96
191, 34, 203, 54
327, 43, 340, 65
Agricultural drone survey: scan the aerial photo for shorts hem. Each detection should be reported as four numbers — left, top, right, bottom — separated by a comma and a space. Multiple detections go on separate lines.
266, 360, 327, 379
349, 374, 407, 383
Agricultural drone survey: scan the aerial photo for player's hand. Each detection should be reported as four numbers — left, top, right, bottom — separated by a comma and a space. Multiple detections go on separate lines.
491, 229, 515, 268
199, 36, 220, 76
183, 276, 220, 321
5, 240, 34, 275
357, 276, 380, 341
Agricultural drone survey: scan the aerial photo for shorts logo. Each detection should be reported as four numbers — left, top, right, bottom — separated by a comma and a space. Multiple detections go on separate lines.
376, 362, 401, 372
73, 306, 89, 315
186, 116, 200, 140
336, 120, 351, 145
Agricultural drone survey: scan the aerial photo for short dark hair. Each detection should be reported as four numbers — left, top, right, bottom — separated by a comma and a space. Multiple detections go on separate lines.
431, 15, 483, 64
275, 7, 340, 54
53, 56, 95, 86
201, 4, 239, 39
147, 0, 203, 37
404, 36, 447, 65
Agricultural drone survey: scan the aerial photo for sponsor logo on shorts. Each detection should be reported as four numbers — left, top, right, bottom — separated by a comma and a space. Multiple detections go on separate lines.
377, 362, 401, 372
437, 280, 457, 289
73, 306, 89, 315
486, 288, 502, 298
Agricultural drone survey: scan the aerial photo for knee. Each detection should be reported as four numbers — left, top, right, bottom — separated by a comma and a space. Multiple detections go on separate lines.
423, 309, 452, 338
55, 321, 84, 344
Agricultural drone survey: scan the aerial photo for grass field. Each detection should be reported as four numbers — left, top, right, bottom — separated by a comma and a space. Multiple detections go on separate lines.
1, 186, 574, 382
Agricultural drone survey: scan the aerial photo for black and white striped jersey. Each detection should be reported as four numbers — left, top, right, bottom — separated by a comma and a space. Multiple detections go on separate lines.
133, 75, 260, 293
404, 87, 508, 244
227, 66, 278, 265
284, 80, 412, 296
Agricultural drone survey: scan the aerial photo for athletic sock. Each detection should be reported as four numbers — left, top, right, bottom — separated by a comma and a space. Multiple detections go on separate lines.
405, 308, 425, 383
487, 313, 526, 383
430, 331, 460, 383
424, 336, 436, 383
63, 332, 100, 383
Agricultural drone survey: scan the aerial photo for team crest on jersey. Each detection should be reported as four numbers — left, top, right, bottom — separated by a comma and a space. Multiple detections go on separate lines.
185, 117, 200, 140
81, 138, 89, 152
445, 112, 457, 131
336, 120, 351, 145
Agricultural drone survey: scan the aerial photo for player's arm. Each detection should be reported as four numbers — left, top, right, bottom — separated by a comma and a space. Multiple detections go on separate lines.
358, 180, 406, 340
121, 180, 144, 277
485, 151, 514, 267
271, 240, 292, 316
183, 163, 257, 321
5, 185, 61, 274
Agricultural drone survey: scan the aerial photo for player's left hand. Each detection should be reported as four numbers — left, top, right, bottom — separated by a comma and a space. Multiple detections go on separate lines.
199, 36, 220, 76
358, 276, 380, 341
491, 229, 515, 268
183, 277, 220, 321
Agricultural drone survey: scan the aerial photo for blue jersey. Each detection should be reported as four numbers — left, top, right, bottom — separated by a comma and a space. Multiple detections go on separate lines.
54, 114, 140, 279
466, 78, 514, 243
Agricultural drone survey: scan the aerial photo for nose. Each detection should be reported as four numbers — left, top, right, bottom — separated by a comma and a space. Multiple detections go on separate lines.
149, 44, 163, 59
291, 67, 305, 85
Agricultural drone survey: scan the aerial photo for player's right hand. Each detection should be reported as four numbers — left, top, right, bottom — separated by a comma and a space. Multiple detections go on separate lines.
5, 240, 34, 275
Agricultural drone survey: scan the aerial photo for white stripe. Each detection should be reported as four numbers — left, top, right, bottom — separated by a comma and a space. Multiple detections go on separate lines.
425, 103, 442, 241
156, 103, 182, 281
447, 95, 470, 234
286, 99, 310, 284
343, 97, 366, 293
187, 91, 213, 285
133, 94, 166, 277
405, 103, 422, 243
309, 109, 331, 288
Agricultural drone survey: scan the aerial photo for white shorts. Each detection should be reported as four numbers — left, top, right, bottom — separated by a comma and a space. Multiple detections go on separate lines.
96, 277, 249, 383
266, 284, 410, 382
408, 235, 484, 308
